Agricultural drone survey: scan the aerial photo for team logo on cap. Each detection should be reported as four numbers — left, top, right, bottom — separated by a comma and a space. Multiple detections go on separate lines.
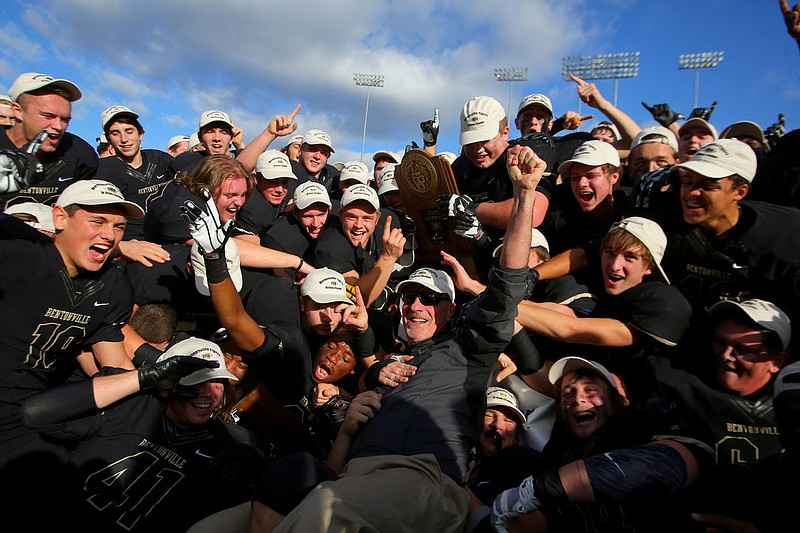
92, 182, 125, 199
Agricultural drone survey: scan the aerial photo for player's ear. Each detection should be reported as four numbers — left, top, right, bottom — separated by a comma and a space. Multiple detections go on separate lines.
51, 205, 68, 231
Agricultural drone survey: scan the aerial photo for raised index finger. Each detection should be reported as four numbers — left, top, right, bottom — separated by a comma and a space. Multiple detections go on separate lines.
569, 73, 586, 85
354, 284, 366, 309
383, 214, 392, 236
289, 104, 301, 120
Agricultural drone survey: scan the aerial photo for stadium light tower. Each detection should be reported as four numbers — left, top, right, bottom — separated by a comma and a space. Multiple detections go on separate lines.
494, 67, 528, 118
678, 51, 724, 109
561, 52, 640, 112
353, 73, 384, 162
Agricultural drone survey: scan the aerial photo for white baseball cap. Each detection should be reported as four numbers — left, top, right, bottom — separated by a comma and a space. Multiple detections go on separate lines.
293, 181, 332, 210
199, 110, 233, 131
155, 336, 238, 386
517, 93, 553, 116
720, 121, 768, 151
591, 121, 621, 141
678, 117, 719, 140
340, 184, 380, 211
492, 229, 550, 258
4, 202, 56, 233
630, 125, 679, 153
56, 179, 144, 218
255, 149, 297, 180
372, 150, 401, 164
188, 132, 201, 149
396, 267, 456, 303
8, 72, 81, 102
377, 164, 399, 195
486, 386, 526, 424
190, 240, 243, 297
97, 133, 109, 144
460, 96, 506, 146
339, 161, 371, 185
302, 129, 335, 153
284, 134, 304, 149
709, 298, 791, 351
0, 94, 11, 107
676, 139, 757, 183
437, 151, 458, 165
609, 216, 669, 283
101, 105, 139, 130
558, 140, 621, 176
300, 267, 352, 305
549, 356, 620, 393
167, 135, 190, 151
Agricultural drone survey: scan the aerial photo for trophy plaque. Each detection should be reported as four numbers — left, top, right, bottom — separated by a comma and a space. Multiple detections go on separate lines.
394, 149, 477, 273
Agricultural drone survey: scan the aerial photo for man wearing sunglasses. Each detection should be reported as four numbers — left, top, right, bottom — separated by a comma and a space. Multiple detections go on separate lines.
252, 144, 548, 532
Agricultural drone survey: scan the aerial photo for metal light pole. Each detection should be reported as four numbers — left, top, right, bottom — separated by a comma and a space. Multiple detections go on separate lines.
561, 52, 640, 113
678, 51, 724, 109
494, 67, 528, 118
353, 73, 384, 162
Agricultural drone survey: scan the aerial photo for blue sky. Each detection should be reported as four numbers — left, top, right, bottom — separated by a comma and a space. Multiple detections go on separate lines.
0, 0, 796, 164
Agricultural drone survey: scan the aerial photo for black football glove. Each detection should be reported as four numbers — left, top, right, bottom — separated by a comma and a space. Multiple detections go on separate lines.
420, 108, 440, 147
137, 356, 218, 391
405, 140, 420, 153
641, 101, 684, 128
398, 213, 417, 238
208, 442, 267, 484
0, 129, 47, 194
438, 194, 490, 246
688, 100, 718, 121
180, 187, 234, 255
764, 113, 786, 150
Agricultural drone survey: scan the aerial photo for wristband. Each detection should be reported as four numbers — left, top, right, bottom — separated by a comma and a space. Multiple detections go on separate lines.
203, 248, 229, 285
296, 257, 304, 270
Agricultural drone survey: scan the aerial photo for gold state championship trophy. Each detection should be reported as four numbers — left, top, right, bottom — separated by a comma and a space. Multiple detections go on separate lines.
394, 149, 477, 276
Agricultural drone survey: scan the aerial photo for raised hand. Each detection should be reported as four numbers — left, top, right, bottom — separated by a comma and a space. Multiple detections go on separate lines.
506, 144, 545, 191
642, 101, 684, 127
381, 215, 407, 261
688, 100, 718, 121
0, 129, 47, 193
780, 0, 800, 39
764, 113, 786, 150
421, 108, 440, 147
137, 356, 218, 391
267, 104, 301, 137
340, 285, 369, 333
180, 187, 233, 255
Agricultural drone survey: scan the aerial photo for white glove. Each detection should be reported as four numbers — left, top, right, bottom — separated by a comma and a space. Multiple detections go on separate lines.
179, 187, 233, 255
490, 475, 543, 532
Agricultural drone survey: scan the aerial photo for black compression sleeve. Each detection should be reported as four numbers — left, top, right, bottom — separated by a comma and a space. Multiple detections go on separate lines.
20, 378, 98, 429
352, 326, 377, 359
582, 443, 688, 503
505, 329, 542, 375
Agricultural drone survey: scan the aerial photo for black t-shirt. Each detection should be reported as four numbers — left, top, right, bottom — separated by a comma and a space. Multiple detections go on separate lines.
0, 127, 99, 209
539, 182, 630, 256
0, 215, 133, 437
291, 160, 341, 200
260, 211, 318, 260
30, 389, 261, 532
237, 189, 291, 237
95, 149, 178, 239
142, 182, 199, 244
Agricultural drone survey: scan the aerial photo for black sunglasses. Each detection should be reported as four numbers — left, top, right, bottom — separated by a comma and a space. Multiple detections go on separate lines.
400, 292, 450, 306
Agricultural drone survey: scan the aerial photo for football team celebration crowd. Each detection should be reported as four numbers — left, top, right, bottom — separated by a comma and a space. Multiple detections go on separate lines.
0, 2, 799, 532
